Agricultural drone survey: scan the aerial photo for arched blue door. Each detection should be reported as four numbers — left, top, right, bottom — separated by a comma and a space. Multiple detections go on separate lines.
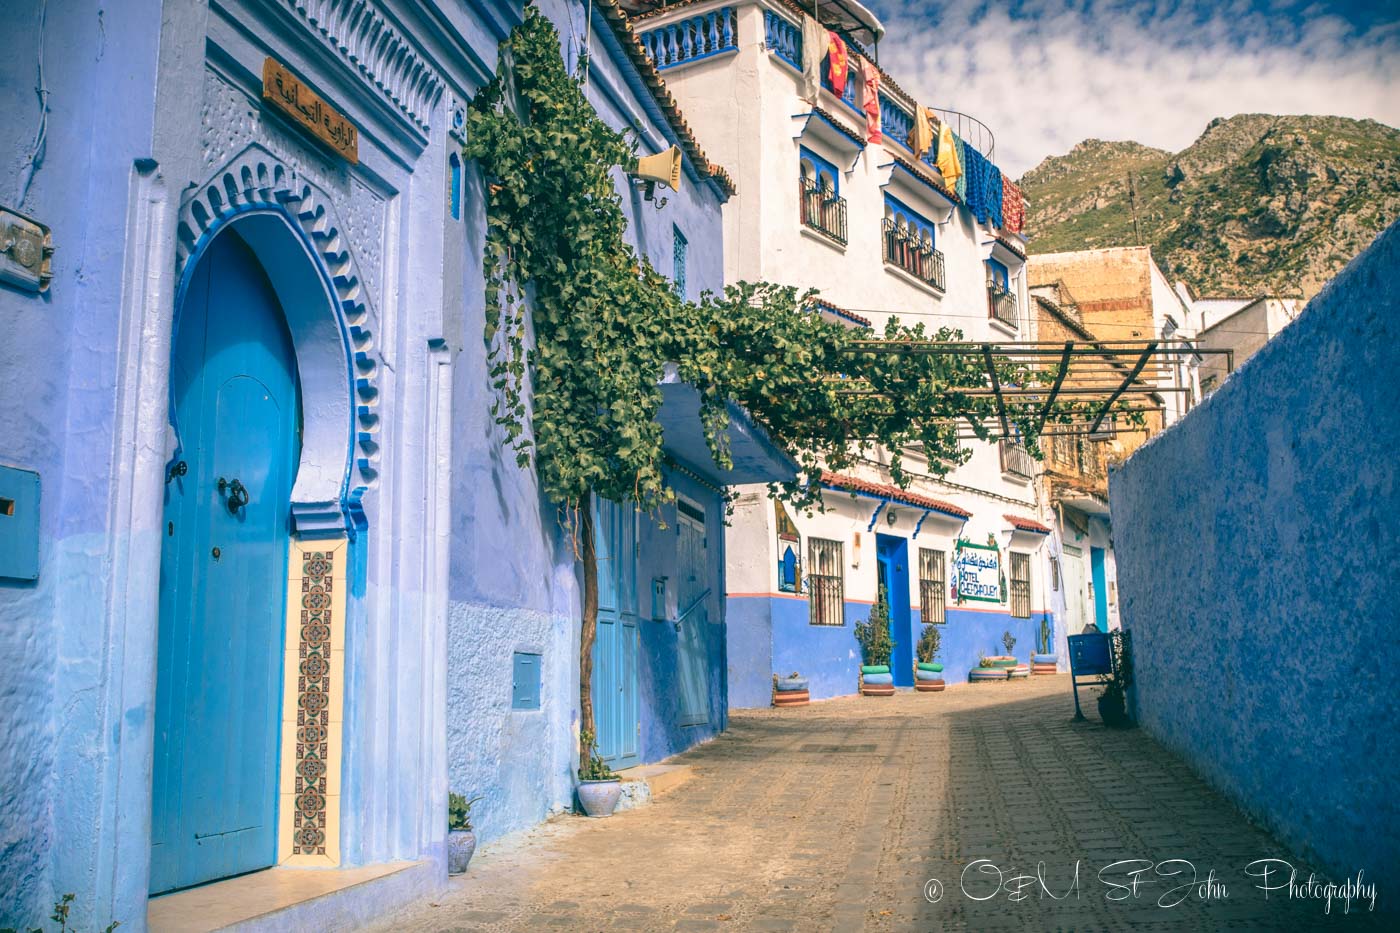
151, 230, 301, 894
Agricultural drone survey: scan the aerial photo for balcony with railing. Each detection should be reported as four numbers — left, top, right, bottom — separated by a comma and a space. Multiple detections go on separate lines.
988, 282, 1018, 329
764, 9, 860, 115
999, 439, 1035, 481
881, 219, 945, 291
879, 93, 913, 150
800, 175, 848, 245
639, 7, 738, 70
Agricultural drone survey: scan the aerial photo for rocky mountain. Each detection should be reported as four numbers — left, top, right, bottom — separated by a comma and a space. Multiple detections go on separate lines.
1019, 114, 1400, 299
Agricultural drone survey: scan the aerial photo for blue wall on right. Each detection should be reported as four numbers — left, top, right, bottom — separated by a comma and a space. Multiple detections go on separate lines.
1109, 222, 1400, 886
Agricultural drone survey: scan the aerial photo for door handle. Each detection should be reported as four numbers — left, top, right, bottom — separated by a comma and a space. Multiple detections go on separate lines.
217, 477, 250, 514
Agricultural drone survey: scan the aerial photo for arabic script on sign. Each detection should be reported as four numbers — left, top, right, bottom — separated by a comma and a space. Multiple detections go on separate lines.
262, 58, 359, 164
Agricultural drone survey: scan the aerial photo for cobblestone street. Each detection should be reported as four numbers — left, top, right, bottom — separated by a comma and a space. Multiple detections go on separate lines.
371, 676, 1381, 932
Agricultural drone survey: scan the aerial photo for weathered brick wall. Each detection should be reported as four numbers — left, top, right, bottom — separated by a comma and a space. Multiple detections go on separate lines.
1109, 222, 1400, 882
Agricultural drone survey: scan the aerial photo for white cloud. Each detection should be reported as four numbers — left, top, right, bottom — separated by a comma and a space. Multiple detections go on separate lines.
868, 0, 1400, 175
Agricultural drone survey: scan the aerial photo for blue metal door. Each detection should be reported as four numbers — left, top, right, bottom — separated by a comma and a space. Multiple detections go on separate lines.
152, 231, 300, 894
877, 535, 914, 687
591, 498, 639, 769
1091, 547, 1109, 632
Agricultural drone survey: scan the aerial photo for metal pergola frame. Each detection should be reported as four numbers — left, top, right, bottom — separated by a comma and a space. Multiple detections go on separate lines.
834, 338, 1232, 440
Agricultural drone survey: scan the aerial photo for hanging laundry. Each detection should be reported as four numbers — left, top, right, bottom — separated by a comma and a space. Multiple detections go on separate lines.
936, 121, 962, 191
801, 15, 824, 104
861, 56, 882, 144
988, 162, 1005, 230
1003, 176, 1026, 234
826, 31, 849, 97
909, 106, 934, 159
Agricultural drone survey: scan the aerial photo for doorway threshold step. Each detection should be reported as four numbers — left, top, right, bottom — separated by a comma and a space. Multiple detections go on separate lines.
148, 859, 433, 933
615, 763, 696, 801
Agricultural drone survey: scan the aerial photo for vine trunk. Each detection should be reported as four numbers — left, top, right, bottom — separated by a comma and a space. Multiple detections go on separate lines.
578, 492, 599, 772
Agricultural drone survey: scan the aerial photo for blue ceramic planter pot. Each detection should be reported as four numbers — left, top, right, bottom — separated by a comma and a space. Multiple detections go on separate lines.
578, 779, 623, 817
447, 830, 477, 875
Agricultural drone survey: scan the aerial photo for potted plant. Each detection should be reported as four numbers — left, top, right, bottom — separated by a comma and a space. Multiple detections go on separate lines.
1097, 630, 1135, 728
447, 792, 481, 874
854, 590, 895, 696
576, 730, 623, 817
773, 671, 810, 706
914, 624, 945, 692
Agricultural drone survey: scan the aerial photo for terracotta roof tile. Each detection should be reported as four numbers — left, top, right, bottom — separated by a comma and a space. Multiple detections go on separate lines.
810, 298, 872, 328
821, 471, 972, 518
890, 155, 961, 204
994, 235, 1028, 262
1004, 513, 1051, 534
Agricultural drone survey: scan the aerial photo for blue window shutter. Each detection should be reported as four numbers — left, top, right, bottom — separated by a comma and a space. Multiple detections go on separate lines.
512, 652, 542, 710
673, 225, 688, 298
987, 258, 1009, 288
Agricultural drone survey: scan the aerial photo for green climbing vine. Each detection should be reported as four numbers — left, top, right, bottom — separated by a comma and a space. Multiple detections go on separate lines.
466, 5, 1090, 768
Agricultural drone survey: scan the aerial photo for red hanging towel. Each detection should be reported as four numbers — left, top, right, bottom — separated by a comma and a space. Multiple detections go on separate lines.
826, 31, 849, 97
861, 57, 882, 144
1003, 176, 1025, 234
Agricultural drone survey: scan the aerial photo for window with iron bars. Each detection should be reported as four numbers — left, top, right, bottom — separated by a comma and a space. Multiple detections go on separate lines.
918, 548, 946, 624
807, 537, 845, 626
882, 196, 945, 291
798, 149, 848, 246
998, 439, 1034, 480
1009, 552, 1031, 619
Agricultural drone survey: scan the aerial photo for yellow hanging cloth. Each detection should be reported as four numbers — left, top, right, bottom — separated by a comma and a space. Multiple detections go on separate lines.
936, 120, 963, 189
909, 106, 934, 158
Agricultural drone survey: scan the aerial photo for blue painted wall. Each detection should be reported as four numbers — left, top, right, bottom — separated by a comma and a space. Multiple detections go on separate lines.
1, 2, 164, 926
1109, 222, 1400, 886
446, 0, 734, 847
729, 596, 1050, 703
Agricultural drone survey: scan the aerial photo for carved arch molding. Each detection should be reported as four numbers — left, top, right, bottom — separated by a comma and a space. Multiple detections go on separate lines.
175, 144, 381, 516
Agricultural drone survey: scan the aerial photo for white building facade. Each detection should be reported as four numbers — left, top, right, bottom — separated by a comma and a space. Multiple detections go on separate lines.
630, 0, 1058, 702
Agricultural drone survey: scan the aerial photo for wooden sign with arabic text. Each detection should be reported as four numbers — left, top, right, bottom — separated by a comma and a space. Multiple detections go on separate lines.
262, 58, 359, 164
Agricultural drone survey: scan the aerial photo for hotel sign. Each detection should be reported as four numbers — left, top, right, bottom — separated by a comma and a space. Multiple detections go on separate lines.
952, 539, 1003, 604
262, 58, 359, 164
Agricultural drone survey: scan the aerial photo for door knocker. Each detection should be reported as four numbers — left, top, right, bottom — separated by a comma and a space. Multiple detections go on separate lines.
217, 477, 250, 514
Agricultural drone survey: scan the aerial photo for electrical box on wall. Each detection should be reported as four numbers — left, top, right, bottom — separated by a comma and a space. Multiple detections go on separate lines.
1, 207, 54, 293
651, 577, 668, 622
511, 651, 541, 710
0, 465, 41, 580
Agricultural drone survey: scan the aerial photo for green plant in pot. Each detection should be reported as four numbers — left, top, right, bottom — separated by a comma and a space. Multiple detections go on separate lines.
1002, 630, 1017, 656
577, 730, 623, 817
447, 792, 482, 875
1097, 630, 1135, 728
914, 623, 945, 691
854, 587, 896, 693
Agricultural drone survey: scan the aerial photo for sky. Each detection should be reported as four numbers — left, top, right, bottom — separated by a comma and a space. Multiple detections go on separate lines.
859, 0, 1400, 176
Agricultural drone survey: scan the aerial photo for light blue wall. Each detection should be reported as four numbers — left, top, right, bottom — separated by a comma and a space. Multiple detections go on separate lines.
728, 596, 1049, 703
1109, 222, 1400, 885
445, 0, 733, 845
1, 2, 164, 927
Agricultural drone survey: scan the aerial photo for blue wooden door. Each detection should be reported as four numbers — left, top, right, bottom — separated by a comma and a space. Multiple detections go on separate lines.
591, 498, 639, 769
1091, 547, 1109, 632
676, 503, 710, 727
877, 535, 914, 687
152, 231, 300, 894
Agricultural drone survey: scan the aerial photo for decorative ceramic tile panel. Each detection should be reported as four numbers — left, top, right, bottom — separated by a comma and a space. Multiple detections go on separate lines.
278, 536, 347, 867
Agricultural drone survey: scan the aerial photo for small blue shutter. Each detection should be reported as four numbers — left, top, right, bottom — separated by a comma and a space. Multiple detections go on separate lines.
512, 652, 542, 710
673, 225, 688, 298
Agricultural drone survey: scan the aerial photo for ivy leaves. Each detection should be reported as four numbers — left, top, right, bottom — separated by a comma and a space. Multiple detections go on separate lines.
467, 7, 1126, 528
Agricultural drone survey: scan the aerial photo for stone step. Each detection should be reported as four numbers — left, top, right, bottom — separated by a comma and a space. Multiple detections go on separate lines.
612, 763, 696, 811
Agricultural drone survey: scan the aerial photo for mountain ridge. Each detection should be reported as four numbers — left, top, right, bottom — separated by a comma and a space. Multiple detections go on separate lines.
1018, 114, 1400, 299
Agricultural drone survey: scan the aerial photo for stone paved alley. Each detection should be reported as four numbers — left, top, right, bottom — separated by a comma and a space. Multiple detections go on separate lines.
370, 677, 1382, 932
